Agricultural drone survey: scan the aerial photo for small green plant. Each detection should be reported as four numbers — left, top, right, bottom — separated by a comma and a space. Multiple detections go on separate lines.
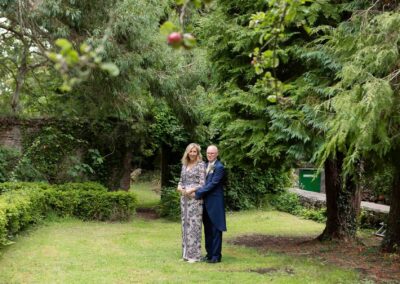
159, 186, 180, 221
269, 190, 302, 215
298, 207, 326, 223
269, 190, 326, 223
0, 146, 21, 182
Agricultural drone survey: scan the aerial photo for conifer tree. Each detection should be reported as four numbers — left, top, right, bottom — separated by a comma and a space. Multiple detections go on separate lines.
314, 6, 400, 250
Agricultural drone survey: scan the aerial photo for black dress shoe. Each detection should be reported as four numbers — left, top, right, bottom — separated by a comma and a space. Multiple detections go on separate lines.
201, 256, 210, 262
206, 258, 221, 263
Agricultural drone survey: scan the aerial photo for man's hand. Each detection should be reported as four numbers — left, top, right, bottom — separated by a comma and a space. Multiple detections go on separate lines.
182, 188, 195, 197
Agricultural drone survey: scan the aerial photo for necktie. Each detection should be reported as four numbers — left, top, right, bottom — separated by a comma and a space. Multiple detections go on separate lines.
206, 163, 212, 175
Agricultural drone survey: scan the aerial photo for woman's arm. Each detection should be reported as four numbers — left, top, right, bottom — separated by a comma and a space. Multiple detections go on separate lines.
185, 162, 205, 195
177, 166, 185, 193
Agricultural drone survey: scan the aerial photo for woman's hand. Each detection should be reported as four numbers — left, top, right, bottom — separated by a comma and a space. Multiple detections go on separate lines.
184, 188, 195, 196
177, 185, 184, 194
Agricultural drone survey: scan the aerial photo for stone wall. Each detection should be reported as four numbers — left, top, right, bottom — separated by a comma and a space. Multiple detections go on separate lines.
0, 124, 22, 151
289, 187, 389, 228
0, 117, 134, 190
0, 117, 49, 151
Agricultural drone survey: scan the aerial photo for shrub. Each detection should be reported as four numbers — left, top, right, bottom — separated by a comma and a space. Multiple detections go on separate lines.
0, 182, 52, 194
159, 186, 181, 221
0, 208, 6, 245
269, 191, 302, 215
54, 182, 108, 192
44, 189, 80, 217
360, 209, 388, 229
0, 182, 137, 247
74, 191, 137, 221
43, 188, 137, 221
0, 146, 20, 182
268, 190, 326, 223
363, 165, 394, 204
0, 181, 107, 195
0, 189, 48, 245
225, 167, 290, 210
298, 207, 326, 223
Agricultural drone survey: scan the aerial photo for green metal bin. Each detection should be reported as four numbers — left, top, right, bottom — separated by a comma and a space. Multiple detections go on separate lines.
299, 168, 321, 192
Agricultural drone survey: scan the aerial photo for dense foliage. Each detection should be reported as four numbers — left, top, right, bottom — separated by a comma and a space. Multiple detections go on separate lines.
159, 186, 181, 221
0, 182, 137, 246
0, 0, 210, 189
224, 167, 290, 210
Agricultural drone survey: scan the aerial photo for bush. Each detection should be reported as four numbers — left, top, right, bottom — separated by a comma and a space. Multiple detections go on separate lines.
44, 188, 137, 221
269, 191, 302, 215
225, 167, 290, 210
54, 182, 108, 192
0, 181, 107, 195
0, 146, 20, 182
0, 208, 6, 245
159, 186, 181, 221
298, 207, 326, 223
0, 189, 48, 245
74, 191, 137, 221
0, 182, 137, 247
360, 209, 388, 229
0, 182, 52, 194
269, 190, 326, 223
363, 165, 393, 204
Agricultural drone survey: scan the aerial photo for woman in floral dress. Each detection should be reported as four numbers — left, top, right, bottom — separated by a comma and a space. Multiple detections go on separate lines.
177, 143, 206, 263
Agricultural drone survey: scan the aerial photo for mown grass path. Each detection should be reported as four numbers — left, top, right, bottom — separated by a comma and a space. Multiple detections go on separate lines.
0, 183, 364, 283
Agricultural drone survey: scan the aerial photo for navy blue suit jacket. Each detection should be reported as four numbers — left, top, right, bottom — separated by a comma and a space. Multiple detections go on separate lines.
195, 160, 227, 232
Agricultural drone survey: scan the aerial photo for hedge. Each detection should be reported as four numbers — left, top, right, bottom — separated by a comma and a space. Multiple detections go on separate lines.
0, 181, 107, 195
0, 182, 52, 194
0, 189, 48, 245
0, 182, 137, 246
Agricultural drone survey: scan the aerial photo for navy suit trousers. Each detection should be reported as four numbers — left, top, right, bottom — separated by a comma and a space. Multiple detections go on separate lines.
203, 206, 222, 261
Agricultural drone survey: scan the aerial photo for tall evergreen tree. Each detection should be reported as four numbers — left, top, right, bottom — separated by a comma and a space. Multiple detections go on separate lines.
314, 6, 400, 250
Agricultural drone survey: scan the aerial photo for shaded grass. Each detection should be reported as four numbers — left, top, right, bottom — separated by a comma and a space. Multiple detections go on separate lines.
0, 183, 364, 283
130, 182, 160, 209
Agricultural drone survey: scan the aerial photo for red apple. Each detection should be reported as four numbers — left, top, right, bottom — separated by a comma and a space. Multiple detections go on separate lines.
167, 32, 183, 48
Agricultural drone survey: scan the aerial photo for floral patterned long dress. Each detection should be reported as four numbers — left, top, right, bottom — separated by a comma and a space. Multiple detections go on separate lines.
178, 161, 205, 261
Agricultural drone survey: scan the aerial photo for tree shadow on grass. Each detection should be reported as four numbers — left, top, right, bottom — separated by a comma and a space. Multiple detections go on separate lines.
229, 234, 400, 283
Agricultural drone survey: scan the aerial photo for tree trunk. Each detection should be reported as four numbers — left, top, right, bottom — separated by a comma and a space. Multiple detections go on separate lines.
119, 149, 132, 191
382, 160, 400, 252
11, 47, 28, 114
160, 143, 172, 187
318, 153, 361, 241
108, 146, 133, 191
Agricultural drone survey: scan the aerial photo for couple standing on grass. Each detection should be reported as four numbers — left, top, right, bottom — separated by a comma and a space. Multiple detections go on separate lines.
177, 143, 226, 264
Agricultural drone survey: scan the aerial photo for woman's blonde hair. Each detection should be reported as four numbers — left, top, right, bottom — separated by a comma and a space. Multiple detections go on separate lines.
181, 143, 203, 166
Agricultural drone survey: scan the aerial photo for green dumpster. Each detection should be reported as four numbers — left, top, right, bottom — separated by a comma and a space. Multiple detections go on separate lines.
299, 168, 321, 192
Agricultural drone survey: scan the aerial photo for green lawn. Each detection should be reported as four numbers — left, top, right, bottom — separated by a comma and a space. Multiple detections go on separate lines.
0, 183, 364, 283
130, 181, 160, 208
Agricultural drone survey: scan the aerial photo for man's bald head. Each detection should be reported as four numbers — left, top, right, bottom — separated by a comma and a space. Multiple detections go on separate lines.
206, 145, 219, 162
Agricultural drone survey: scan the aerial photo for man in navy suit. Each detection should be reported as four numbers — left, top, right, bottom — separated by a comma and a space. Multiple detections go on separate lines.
194, 145, 226, 263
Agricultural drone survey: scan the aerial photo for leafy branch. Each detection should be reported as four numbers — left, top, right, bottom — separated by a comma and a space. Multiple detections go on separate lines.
250, 0, 313, 103
160, 0, 213, 50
